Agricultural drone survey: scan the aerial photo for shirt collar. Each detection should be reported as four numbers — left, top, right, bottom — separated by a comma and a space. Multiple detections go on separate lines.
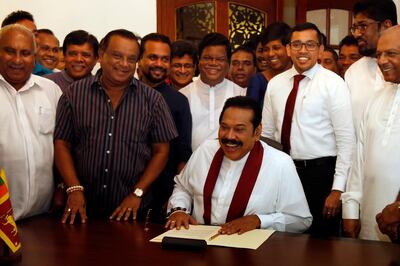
61, 70, 75, 83
0, 73, 36, 93
197, 77, 228, 90
289, 63, 320, 80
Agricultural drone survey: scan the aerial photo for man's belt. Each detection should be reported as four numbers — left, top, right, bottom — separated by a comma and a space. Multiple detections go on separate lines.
293, 156, 336, 168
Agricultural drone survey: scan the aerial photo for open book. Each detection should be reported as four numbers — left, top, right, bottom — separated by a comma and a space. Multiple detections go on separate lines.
150, 225, 275, 250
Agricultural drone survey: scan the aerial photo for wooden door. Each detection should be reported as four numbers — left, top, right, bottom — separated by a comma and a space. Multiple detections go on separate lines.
157, 0, 280, 48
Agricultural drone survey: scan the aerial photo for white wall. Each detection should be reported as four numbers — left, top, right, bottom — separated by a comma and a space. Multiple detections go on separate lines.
0, 0, 157, 42
395, 0, 400, 24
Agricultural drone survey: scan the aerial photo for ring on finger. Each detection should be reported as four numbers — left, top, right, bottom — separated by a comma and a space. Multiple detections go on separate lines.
67, 208, 72, 212
127, 208, 132, 211
170, 220, 176, 223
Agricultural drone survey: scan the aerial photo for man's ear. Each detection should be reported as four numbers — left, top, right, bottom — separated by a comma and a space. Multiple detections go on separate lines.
381, 19, 393, 30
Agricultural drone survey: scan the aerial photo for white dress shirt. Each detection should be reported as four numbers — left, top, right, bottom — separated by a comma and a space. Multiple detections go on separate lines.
345, 56, 385, 138
168, 140, 312, 233
342, 83, 400, 241
262, 64, 355, 191
0, 74, 62, 220
180, 78, 245, 151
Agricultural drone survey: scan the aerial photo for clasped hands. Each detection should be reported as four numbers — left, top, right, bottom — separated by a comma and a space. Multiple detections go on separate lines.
165, 212, 261, 235
62, 192, 141, 224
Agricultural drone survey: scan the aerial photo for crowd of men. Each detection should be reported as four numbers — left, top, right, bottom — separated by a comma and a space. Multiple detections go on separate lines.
1, 0, 400, 244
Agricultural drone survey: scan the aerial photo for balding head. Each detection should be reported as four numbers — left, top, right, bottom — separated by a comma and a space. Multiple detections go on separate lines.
0, 24, 36, 90
377, 25, 400, 83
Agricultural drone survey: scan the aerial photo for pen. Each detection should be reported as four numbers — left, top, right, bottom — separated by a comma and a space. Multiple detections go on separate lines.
208, 232, 220, 241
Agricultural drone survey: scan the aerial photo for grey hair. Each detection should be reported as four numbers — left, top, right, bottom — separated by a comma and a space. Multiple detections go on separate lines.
0, 24, 36, 53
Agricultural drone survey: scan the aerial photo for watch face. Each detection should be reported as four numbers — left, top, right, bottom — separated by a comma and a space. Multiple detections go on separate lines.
134, 188, 143, 197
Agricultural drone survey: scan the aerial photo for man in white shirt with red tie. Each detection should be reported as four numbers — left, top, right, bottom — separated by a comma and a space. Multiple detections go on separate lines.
262, 23, 355, 237
166, 96, 312, 234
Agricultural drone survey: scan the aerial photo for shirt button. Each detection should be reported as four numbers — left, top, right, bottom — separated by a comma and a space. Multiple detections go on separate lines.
106, 150, 110, 154
108, 133, 112, 137
105, 169, 108, 172
103, 185, 107, 189
107, 99, 111, 103
111, 116, 114, 120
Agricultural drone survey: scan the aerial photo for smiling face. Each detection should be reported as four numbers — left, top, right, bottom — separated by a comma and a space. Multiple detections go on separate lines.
99, 35, 139, 88
218, 107, 261, 161
64, 42, 97, 80
170, 54, 195, 89
256, 42, 269, 72
198, 45, 229, 86
287, 29, 323, 74
36, 32, 59, 69
377, 28, 400, 83
139, 40, 171, 87
263, 39, 291, 73
0, 27, 35, 90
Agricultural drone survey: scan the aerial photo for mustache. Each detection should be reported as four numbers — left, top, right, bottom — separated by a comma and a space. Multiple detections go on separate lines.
220, 138, 243, 146
149, 66, 167, 73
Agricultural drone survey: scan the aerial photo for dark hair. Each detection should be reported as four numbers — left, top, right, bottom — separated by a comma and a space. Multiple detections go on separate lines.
63, 30, 99, 57
339, 35, 359, 51
260, 22, 291, 46
320, 33, 327, 47
289, 22, 323, 44
140, 33, 171, 59
99, 29, 139, 52
36, 28, 54, 35
1, 10, 34, 27
171, 40, 198, 66
231, 45, 256, 66
219, 96, 261, 131
324, 46, 338, 61
353, 0, 397, 25
198, 32, 231, 61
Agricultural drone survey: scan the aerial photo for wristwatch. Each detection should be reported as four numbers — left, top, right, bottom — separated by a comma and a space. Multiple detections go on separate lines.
133, 188, 144, 198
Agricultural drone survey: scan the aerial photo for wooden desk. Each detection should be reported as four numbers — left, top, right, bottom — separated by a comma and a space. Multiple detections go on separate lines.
13, 215, 400, 266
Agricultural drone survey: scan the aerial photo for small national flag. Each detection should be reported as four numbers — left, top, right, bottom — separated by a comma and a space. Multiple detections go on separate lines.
0, 169, 21, 253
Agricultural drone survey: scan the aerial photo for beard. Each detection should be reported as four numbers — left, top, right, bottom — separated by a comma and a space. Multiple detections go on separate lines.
143, 66, 167, 84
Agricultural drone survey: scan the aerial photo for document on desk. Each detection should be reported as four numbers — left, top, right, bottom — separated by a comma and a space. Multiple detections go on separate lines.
150, 225, 275, 250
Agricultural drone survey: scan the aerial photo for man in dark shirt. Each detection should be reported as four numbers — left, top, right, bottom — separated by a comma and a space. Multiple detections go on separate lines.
138, 33, 192, 222
54, 29, 177, 224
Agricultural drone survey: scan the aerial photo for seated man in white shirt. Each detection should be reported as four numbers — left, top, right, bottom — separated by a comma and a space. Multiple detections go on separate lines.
166, 96, 312, 234
0, 24, 62, 220
180, 33, 245, 151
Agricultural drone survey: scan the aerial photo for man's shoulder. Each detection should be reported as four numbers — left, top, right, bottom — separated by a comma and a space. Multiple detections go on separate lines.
43, 71, 62, 80
345, 57, 373, 78
68, 75, 96, 91
261, 141, 294, 166
31, 74, 61, 91
179, 80, 197, 97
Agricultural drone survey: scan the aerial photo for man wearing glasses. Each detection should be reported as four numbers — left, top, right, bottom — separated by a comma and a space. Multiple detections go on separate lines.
262, 23, 355, 237
345, 0, 397, 137
180, 33, 245, 151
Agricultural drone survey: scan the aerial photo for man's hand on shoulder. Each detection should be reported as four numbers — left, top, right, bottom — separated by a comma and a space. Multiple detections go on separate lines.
165, 211, 198, 230
62, 191, 87, 224
219, 215, 261, 235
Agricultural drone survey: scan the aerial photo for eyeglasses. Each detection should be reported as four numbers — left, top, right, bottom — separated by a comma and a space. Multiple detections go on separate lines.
289, 41, 320, 51
200, 55, 227, 64
350, 21, 380, 34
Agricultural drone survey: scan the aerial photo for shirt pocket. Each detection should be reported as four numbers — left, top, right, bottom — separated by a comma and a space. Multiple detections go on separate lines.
38, 106, 55, 134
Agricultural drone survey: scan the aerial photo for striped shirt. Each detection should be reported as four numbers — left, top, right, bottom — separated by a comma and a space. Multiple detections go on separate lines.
54, 72, 178, 215
44, 70, 76, 93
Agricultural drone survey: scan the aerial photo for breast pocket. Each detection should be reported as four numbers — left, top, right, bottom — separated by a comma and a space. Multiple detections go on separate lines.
38, 106, 55, 135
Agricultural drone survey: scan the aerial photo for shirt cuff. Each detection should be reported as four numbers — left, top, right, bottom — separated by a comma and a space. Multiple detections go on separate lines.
256, 214, 273, 229
342, 200, 360, 219
332, 174, 346, 192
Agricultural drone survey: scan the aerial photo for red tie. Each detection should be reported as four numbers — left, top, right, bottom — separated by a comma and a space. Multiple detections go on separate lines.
281, 74, 305, 154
